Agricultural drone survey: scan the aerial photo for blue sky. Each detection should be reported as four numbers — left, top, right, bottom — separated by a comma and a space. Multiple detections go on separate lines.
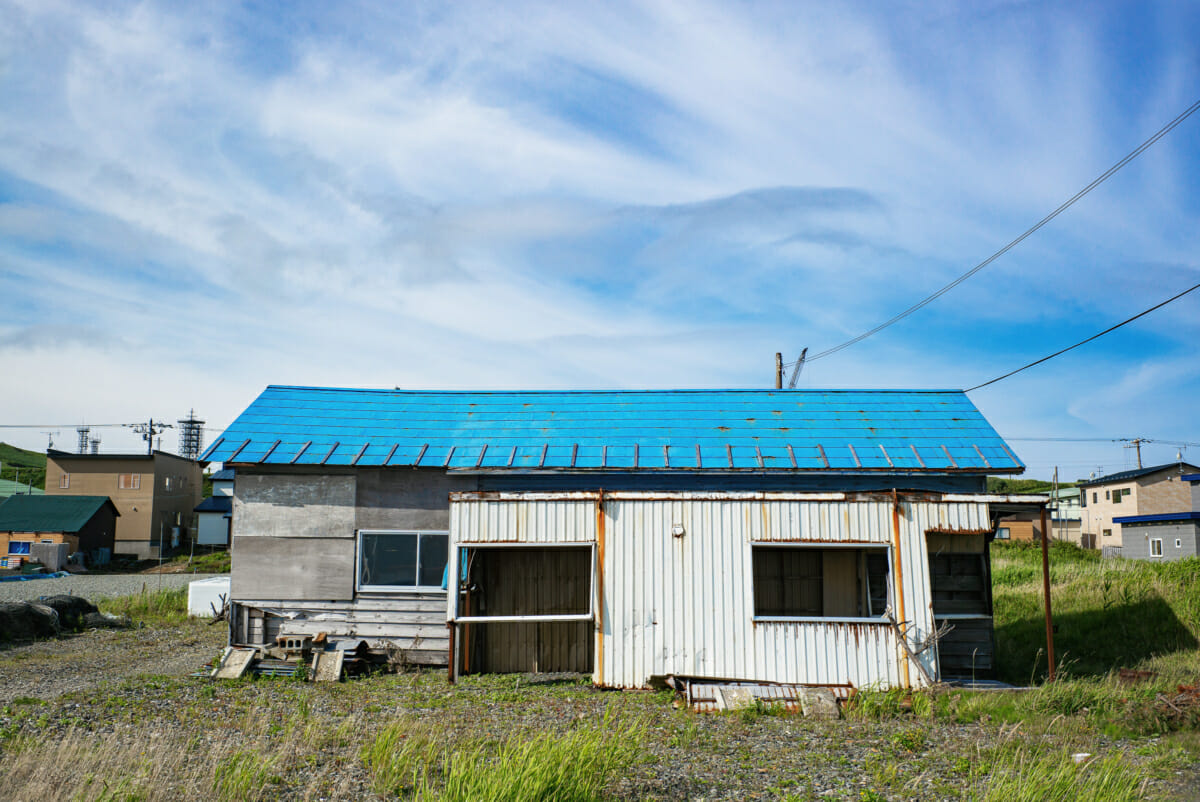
1, 0, 1198, 479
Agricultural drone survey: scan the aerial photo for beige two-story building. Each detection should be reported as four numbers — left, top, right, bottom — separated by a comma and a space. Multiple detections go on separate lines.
45, 450, 203, 560
1078, 462, 1200, 549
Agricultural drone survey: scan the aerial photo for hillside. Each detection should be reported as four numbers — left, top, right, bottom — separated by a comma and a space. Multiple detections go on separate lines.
0, 442, 47, 490
986, 476, 1078, 494
992, 540, 1200, 683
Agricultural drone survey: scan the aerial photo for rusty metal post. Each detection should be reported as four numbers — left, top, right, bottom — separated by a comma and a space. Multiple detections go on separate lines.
1039, 504, 1055, 682
890, 490, 910, 688
446, 621, 456, 685
775, 353, 783, 389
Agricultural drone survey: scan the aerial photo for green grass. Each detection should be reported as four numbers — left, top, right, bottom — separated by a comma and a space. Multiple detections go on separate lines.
98, 588, 189, 627
169, 550, 231, 573
363, 710, 645, 801
992, 540, 1200, 683
975, 740, 1149, 802
0, 442, 45, 490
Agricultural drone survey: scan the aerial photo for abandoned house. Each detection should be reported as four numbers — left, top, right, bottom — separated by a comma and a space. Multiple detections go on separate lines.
204, 385, 1040, 689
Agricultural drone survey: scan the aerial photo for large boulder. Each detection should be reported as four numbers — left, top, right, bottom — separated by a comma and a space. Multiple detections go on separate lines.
0, 601, 60, 642
40, 595, 99, 630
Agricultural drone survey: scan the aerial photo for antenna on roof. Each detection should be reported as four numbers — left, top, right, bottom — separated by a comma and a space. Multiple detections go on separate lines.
41, 430, 59, 450
76, 425, 91, 454
787, 348, 809, 390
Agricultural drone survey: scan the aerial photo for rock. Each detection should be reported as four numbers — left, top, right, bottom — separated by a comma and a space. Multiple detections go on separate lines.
40, 595, 99, 630
799, 687, 840, 719
0, 601, 61, 641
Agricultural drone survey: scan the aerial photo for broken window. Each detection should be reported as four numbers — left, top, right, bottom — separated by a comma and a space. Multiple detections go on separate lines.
357, 530, 448, 590
751, 545, 889, 619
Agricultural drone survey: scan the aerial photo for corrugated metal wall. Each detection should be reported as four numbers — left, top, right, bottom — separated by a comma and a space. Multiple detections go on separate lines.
450, 493, 993, 690
452, 497, 595, 543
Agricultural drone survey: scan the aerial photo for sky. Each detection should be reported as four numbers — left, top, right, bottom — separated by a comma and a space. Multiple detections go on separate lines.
1, 0, 1198, 480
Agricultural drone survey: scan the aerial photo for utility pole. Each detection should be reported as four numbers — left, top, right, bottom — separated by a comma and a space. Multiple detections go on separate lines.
127, 419, 172, 455
1123, 438, 1145, 469
775, 353, 783, 389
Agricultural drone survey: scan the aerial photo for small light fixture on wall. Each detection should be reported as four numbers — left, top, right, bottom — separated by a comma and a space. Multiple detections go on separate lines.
671, 523, 685, 538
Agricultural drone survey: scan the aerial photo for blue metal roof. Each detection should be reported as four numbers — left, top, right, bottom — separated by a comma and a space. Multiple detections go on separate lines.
194, 495, 233, 514
1114, 512, 1200, 524
1183, 474, 1200, 483
201, 386, 1023, 473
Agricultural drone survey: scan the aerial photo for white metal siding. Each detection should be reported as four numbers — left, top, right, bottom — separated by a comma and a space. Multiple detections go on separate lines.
452, 498, 596, 544
449, 493, 993, 691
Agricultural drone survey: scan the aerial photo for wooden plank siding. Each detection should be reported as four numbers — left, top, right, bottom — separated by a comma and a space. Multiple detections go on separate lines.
233, 593, 448, 664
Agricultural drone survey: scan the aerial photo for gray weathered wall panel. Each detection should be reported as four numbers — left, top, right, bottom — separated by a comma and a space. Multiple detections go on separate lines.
234, 474, 356, 539
355, 469, 476, 531
231, 535, 355, 600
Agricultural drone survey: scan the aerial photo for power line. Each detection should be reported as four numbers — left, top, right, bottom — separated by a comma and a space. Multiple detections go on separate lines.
802, 97, 1200, 364
967, 281, 1200, 391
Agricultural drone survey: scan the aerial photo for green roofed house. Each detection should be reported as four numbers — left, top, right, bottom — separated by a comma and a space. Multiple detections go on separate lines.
0, 495, 118, 568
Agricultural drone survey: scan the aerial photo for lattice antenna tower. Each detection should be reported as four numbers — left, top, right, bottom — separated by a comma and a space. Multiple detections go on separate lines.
178, 409, 205, 460
76, 426, 91, 454
90, 436, 101, 455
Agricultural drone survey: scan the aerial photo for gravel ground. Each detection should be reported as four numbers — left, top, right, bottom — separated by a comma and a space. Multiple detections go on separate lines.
0, 621, 226, 705
0, 572, 224, 603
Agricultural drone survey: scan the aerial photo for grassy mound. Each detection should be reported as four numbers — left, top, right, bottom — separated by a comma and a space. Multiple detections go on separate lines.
992, 541, 1200, 683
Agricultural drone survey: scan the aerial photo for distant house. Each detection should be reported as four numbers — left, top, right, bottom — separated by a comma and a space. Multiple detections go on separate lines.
1078, 463, 1200, 550
195, 469, 234, 547
1113, 473, 1200, 561
44, 450, 203, 560
1049, 486, 1084, 546
0, 478, 44, 500
0, 495, 119, 567
204, 385, 1045, 690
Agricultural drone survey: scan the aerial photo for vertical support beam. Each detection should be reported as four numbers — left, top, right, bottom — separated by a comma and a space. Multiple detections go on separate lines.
446, 506, 461, 685
891, 489, 911, 688
595, 490, 606, 687
775, 352, 783, 389
1040, 503, 1056, 682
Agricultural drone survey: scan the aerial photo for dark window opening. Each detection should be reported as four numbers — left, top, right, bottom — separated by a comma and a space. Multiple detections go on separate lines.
752, 546, 889, 618
359, 530, 448, 590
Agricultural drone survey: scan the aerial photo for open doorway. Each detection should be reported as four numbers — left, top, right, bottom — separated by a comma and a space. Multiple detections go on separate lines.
457, 546, 594, 674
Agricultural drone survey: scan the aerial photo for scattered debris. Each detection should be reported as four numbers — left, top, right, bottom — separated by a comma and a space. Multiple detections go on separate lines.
665, 675, 851, 716
1072, 753, 1093, 764
1119, 668, 1159, 684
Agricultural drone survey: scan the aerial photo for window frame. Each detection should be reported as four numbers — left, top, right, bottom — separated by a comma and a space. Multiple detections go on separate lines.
8, 541, 32, 555
451, 542, 597, 623
118, 473, 141, 490
995, 527, 1010, 540
356, 529, 450, 593
1150, 538, 1163, 557
59, 473, 70, 489
750, 541, 893, 624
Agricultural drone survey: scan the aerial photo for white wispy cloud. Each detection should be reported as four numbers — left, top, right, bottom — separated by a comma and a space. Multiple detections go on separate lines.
0, 0, 1197, 471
